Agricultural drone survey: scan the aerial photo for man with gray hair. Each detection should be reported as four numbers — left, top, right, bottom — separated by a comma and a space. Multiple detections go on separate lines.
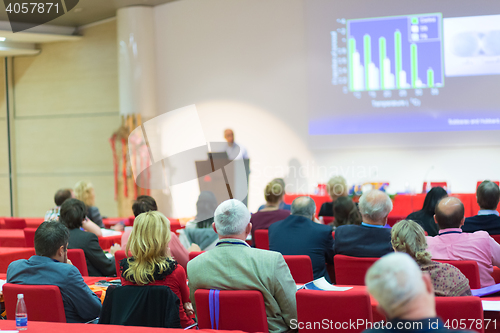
269, 196, 334, 282
364, 253, 475, 332
334, 190, 393, 257
187, 199, 297, 333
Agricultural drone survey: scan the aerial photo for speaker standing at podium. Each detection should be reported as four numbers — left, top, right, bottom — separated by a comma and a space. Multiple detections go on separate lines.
224, 129, 249, 160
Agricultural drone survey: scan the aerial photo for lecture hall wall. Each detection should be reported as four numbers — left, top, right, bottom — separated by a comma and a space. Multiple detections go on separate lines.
154, 0, 500, 216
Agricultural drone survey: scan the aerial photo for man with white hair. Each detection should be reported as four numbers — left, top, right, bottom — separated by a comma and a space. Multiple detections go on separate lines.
187, 199, 297, 333
364, 253, 475, 332
334, 190, 393, 257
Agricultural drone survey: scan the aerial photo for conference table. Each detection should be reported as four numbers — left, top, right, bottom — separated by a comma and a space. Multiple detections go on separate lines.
0, 229, 122, 250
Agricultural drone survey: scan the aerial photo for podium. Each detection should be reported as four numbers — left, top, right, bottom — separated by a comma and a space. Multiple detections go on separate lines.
196, 153, 250, 206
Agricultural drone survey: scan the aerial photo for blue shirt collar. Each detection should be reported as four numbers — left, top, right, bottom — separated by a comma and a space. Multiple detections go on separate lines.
361, 222, 385, 228
478, 209, 499, 216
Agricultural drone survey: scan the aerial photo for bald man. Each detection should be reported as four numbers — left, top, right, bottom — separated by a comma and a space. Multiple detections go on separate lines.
223, 129, 249, 160
426, 197, 500, 287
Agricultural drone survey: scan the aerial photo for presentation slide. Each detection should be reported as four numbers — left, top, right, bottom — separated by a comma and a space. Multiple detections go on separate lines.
306, 0, 500, 135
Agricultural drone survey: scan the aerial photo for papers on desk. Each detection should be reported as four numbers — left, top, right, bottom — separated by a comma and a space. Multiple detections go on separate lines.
482, 300, 500, 311
0, 279, 6, 292
299, 277, 353, 291
100, 229, 122, 237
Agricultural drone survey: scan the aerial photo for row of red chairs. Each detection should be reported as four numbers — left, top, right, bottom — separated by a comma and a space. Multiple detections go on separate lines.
2, 284, 485, 333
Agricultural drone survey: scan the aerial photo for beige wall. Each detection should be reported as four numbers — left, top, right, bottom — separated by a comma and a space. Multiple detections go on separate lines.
8, 20, 120, 217
0, 62, 10, 216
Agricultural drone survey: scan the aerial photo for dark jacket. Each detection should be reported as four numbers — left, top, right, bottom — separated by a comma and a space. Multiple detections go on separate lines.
318, 201, 334, 217
269, 215, 334, 282
87, 206, 104, 228
462, 214, 500, 235
334, 224, 393, 258
68, 228, 116, 276
406, 210, 439, 236
99, 285, 181, 328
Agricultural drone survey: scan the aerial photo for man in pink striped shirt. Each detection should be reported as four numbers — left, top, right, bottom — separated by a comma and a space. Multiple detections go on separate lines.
426, 197, 500, 288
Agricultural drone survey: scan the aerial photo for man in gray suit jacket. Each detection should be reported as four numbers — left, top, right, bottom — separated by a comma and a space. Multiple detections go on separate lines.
7, 221, 102, 323
187, 199, 297, 333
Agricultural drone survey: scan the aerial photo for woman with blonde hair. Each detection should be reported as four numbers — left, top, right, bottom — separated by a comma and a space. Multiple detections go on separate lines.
120, 211, 195, 328
319, 175, 349, 217
74, 181, 105, 228
391, 219, 471, 296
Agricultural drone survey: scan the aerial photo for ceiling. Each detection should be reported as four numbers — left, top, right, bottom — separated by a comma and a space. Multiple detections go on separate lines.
0, 0, 177, 28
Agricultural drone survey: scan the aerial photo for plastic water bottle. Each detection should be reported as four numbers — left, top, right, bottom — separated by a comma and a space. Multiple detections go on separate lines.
15, 293, 28, 330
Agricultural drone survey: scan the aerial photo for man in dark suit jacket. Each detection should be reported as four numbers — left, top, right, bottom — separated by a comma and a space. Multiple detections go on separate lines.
7, 221, 102, 323
60, 198, 118, 276
334, 190, 393, 258
463, 180, 500, 235
269, 196, 334, 282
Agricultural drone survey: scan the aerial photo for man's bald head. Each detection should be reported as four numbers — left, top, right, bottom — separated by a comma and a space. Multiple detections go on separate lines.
434, 197, 465, 229
291, 196, 316, 220
224, 129, 234, 144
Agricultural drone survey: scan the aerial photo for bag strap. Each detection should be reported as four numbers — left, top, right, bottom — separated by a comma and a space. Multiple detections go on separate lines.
208, 289, 220, 330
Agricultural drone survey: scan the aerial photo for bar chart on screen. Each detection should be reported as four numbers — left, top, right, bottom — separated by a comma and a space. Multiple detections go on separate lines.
347, 13, 444, 91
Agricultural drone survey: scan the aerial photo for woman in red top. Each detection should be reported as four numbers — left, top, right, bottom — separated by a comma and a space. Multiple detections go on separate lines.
119, 211, 195, 328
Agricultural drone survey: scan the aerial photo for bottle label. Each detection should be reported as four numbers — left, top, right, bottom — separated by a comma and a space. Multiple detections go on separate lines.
16, 317, 28, 327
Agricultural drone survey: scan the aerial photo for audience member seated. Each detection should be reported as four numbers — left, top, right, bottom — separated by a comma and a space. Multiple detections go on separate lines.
462, 180, 500, 235
7, 222, 101, 323
269, 196, 334, 281
363, 253, 475, 333
46, 188, 102, 237
250, 180, 290, 240
406, 187, 447, 237
331, 196, 362, 230
61, 198, 119, 276
391, 220, 471, 296
74, 180, 105, 228
187, 199, 297, 333
334, 190, 393, 257
258, 178, 291, 211
120, 211, 195, 328
121, 195, 194, 269
179, 191, 219, 251
318, 175, 349, 217
426, 197, 500, 287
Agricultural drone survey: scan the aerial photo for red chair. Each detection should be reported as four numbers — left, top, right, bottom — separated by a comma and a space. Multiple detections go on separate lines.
3, 283, 66, 322
67, 249, 88, 276
334, 255, 378, 285
4, 217, 27, 229
387, 216, 405, 227
435, 296, 484, 333
492, 267, 500, 284
491, 234, 500, 245
114, 250, 127, 278
296, 289, 372, 333
168, 219, 183, 234
195, 289, 268, 332
23, 228, 37, 247
322, 216, 334, 225
189, 251, 205, 261
254, 229, 269, 250
127, 216, 135, 226
434, 260, 481, 289
283, 255, 314, 284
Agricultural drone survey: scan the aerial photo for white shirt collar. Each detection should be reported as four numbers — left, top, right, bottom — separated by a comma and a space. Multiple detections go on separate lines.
478, 209, 500, 216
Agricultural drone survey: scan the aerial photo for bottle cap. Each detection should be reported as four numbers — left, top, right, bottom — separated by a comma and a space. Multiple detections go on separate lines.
17, 293, 24, 299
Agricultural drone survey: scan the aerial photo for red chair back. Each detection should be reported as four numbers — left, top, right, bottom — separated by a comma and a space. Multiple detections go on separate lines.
492, 267, 500, 284
114, 250, 127, 278
189, 251, 205, 261
434, 260, 481, 289
168, 219, 183, 234
254, 229, 269, 250
282, 255, 314, 284
23, 228, 37, 247
195, 289, 268, 332
67, 249, 88, 276
435, 296, 484, 333
334, 255, 378, 285
3, 283, 66, 322
296, 289, 372, 333
4, 217, 27, 229
127, 216, 135, 226
491, 234, 500, 246
322, 216, 334, 225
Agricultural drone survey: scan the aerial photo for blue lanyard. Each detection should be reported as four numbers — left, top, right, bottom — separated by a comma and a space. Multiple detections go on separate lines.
438, 231, 462, 236
216, 241, 249, 247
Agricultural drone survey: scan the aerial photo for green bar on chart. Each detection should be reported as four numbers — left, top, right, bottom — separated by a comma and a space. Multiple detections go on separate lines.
427, 68, 434, 88
364, 34, 371, 91
411, 43, 418, 88
349, 38, 355, 91
379, 37, 386, 90
394, 30, 402, 89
